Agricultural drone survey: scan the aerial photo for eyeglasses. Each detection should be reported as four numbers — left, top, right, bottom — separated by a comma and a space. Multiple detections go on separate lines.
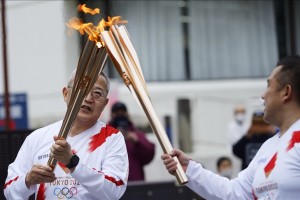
68, 86, 107, 101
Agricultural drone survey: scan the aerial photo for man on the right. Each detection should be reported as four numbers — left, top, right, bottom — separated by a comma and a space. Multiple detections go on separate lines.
161, 55, 300, 199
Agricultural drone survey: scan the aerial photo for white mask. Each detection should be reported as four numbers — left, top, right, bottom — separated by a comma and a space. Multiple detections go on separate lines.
235, 113, 245, 124
219, 168, 233, 179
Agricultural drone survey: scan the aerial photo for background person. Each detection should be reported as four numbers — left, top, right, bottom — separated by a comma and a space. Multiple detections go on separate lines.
233, 111, 276, 170
216, 156, 233, 179
109, 102, 155, 182
227, 104, 250, 147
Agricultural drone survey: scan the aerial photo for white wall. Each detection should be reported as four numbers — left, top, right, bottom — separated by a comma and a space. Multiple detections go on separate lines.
0, 1, 80, 127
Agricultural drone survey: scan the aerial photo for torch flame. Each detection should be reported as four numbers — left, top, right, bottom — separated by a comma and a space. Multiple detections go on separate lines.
67, 5, 127, 45
97, 16, 128, 32
78, 4, 100, 15
66, 18, 99, 43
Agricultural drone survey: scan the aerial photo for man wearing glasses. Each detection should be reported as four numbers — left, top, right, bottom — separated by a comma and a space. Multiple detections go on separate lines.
4, 71, 129, 200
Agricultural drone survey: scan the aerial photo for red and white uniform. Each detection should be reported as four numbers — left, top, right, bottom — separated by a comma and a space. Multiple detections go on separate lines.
186, 119, 300, 200
4, 120, 129, 200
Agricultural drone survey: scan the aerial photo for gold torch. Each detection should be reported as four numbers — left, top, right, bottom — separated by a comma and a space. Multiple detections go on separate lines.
99, 17, 188, 185
47, 11, 108, 169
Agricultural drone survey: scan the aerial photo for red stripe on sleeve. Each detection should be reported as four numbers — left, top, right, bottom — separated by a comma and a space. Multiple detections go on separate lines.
4, 176, 19, 189
91, 168, 124, 186
104, 175, 124, 186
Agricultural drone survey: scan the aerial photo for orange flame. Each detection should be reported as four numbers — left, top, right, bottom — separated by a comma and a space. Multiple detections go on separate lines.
67, 5, 128, 44
66, 18, 99, 43
97, 16, 128, 32
78, 4, 100, 15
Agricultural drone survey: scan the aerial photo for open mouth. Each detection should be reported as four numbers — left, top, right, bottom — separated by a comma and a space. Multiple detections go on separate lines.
81, 105, 92, 111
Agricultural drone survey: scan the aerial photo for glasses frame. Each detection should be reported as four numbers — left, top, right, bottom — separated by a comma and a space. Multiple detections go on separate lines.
68, 86, 107, 101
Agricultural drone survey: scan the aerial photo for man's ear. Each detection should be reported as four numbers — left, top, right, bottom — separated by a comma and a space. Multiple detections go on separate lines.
62, 87, 69, 102
105, 97, 109, 106
282, 85, 292, 102
102, 97, 109, 111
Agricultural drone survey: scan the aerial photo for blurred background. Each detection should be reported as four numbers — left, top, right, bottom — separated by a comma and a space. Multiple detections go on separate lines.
0, 0, 299, 199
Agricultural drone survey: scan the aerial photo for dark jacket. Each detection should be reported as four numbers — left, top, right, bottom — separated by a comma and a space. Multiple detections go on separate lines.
109, 117, 155, 181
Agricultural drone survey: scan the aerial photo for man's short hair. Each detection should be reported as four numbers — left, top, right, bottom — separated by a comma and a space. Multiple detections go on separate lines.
67, 69, 110, 95
276, 55, 300, 105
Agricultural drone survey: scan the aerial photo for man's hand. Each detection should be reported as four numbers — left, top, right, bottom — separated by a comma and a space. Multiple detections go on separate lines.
161, 149, 190, 175
25, 164, 56, 188
50, 136, 73, 166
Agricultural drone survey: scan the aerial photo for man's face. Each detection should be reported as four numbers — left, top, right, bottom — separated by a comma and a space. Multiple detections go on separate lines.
262, 66, 283, 125
234, 110, 246, 124
218, 160, 233, 179
63, 75, 109, 123
218, 160, 232, 173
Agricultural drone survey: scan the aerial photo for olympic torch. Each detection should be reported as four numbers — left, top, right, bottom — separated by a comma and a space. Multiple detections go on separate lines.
100, 22, 188, 185
47, 36, 108, 169
47, 6, 109, 170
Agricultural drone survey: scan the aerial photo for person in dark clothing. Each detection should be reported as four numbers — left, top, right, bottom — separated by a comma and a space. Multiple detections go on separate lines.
233, 111, 276, 170
109, 102, 155, 181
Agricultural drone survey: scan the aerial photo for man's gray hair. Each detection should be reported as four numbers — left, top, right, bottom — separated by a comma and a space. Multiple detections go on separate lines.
67, 69, 110, 95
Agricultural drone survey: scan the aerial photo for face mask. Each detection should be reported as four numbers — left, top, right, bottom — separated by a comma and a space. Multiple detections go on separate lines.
235, 113, 245, 124
219, 168, 233, 179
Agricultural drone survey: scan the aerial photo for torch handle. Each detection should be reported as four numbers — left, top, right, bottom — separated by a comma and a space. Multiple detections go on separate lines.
127, 84, 188, 185
100, 29, 188, 184
46, 45, 108, 171
173, 157, 188, 184
47, 89, 84, 170
47, 157, 58, 170
143, 103, 188, 185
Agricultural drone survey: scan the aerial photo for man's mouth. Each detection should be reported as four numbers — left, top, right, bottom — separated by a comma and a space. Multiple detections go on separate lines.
81, 105, 92, 111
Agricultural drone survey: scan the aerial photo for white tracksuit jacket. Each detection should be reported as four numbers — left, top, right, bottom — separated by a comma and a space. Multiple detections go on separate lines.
4, 120, 129, 200
186, 119, 300, 200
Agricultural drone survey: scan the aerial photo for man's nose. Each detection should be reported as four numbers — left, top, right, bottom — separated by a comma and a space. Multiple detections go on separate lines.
85, 91, 93, 101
